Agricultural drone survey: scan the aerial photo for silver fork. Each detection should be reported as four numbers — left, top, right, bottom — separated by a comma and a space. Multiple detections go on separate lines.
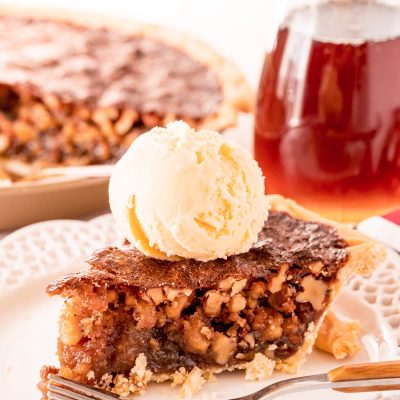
48, 360, 400, 400
48, 374, 120, 400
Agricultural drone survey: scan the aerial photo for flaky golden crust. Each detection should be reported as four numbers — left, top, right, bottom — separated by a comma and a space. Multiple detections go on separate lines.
267, 195, 387, 276
315, 311, 361, 360
0, 5, 253, 132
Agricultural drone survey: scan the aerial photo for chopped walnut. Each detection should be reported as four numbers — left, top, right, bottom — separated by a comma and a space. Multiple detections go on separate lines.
183, 315, 211, 354
268, 283, 296, 313
227, 325, 239, 338
211, 333, 237, 365
296, 276, 328, 311
267, 263, 288, 293
218, 277, 236, 291
231, 279, 247, 296
0, 134, 10, 153
282, 315, 304, 345
164, 287, 192, 301
165, 293, 191, 318
30, 103, 55, 130
243, 333, 255, 349
125, 292, 136, 306
252, 307, 283, 341
203, 290, 225, 317
228, 293, 247, 313
147, 288, 165, 305
13, 120, 36, 142
308, 261, 324, 275
115, 109, 138, 135
156, 311, 167, 327
132, 298, 156, 329
248, 281, 268, 308
249, 281, 268, 299
200, 326, 213, 340
60, 300, 83, 346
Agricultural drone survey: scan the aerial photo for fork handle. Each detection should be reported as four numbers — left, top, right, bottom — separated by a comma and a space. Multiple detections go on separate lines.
328, 360, 400, 393
333, 384, 400, 393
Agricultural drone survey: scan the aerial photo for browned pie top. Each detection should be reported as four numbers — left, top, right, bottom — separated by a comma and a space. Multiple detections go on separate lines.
47, 211, 348, 295
0, 16, 222, 118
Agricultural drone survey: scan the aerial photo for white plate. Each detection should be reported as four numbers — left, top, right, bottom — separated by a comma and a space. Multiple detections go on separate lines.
0, 274, 395, 400
0, 214, 398, 400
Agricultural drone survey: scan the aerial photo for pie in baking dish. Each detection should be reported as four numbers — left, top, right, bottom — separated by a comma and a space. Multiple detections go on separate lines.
0, 8, 252, 182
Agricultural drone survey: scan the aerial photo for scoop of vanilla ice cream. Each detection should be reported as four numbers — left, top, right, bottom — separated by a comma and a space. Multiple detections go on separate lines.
109, 121, 268, 261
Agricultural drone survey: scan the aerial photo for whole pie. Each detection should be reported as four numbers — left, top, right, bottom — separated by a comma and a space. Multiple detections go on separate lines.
0, 7, 252, 181
39, 195, 385, 398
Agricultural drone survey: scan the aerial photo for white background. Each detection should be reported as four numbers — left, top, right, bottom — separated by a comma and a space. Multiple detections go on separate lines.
0, 0, 277, 88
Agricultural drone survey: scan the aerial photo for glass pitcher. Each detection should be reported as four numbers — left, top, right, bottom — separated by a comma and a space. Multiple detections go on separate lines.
254, 0, 400, 223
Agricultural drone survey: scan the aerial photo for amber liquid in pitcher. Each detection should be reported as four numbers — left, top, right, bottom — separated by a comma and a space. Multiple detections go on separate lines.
255, 1, 400, 222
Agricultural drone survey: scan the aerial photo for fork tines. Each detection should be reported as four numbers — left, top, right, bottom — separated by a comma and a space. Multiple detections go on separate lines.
47, 374, 120, 400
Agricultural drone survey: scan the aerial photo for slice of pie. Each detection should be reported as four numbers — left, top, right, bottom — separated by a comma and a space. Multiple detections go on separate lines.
39, 195, 385, 398
0, 7, 252, 181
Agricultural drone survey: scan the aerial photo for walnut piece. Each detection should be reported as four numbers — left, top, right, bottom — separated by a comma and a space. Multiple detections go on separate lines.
165, 294, 191, 318
183, 315, 211, 354
243, 333, 255, 349
248, 281, 268, 308
231, 279, 247, 296
252, 307, 283, 341
132, 299, 156, 329
228, 293, 247, 313
115, 109, 138, 135
147, 288, 165, 305
308, 261, 324, 275
282, 315, 304, 345
106, 290, 117, 304
296, 275, 328, 310
218, 277, 236, 291
60, 300, 83, 346
249, 281, 268, 299
268, 283, 296, 313
203, 290, 225, 316
211, 333, 237, 365
164, 287, 192, 301
267, 263, 288, 293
